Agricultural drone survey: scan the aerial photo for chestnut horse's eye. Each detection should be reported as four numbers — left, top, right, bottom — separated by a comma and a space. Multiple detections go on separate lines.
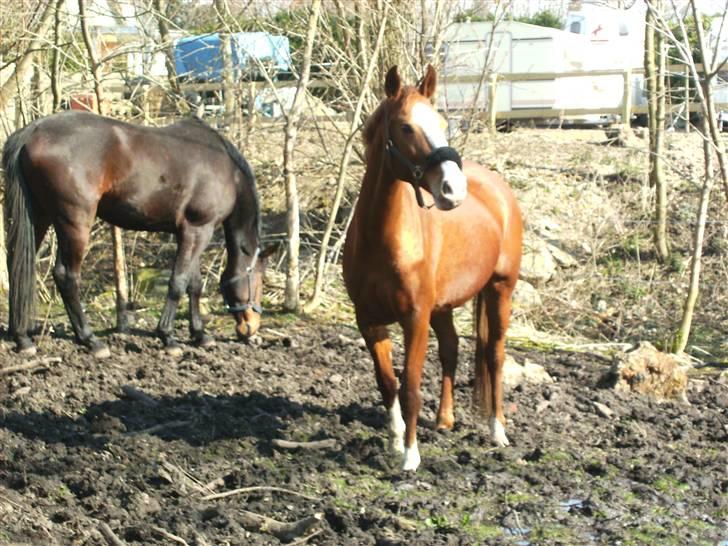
401, 123, 414, 135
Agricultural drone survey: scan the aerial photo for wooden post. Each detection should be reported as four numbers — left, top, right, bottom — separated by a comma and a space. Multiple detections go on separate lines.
621, 68, 632, 125
487, 72, 498, 134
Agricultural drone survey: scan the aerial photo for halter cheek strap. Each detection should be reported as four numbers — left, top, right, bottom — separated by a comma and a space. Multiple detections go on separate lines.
382, 108, 463, 209
220, 247, 263, 314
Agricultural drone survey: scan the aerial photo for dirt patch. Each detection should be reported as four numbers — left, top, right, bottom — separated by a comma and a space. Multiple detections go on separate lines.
1, 321, 725, 545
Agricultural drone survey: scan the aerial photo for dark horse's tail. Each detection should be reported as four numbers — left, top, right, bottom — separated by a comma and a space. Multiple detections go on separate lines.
3, 124, 37, 342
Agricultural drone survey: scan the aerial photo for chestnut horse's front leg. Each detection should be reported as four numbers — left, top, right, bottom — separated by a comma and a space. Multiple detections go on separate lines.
357, 319, 405, 457
400, 309, 432, 472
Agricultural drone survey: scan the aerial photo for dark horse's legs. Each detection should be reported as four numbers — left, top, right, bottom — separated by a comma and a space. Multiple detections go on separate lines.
53, 222, 109, 358
431, 310, 459, 431
156, 223, 214, 353
187, 260, 214, 347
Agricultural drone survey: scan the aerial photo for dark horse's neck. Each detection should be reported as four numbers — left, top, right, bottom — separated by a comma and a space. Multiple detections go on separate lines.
214, 130, 260, 270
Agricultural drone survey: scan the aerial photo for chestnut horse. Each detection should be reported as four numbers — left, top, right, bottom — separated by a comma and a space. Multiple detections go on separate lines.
343, 66, 523, 471
3, 111, 268, 357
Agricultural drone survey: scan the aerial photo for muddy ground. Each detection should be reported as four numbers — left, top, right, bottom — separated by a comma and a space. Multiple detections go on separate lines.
0, 319, 726, 545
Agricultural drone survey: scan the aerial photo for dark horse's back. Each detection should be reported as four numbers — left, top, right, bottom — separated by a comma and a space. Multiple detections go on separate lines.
17, 111, 241, 233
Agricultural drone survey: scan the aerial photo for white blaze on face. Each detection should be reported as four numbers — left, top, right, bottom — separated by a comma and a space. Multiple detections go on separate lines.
410, 102, 467, 209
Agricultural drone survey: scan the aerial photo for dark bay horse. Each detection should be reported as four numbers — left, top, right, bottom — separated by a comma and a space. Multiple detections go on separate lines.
343, 66, 523, 471
3, 111, 269, 357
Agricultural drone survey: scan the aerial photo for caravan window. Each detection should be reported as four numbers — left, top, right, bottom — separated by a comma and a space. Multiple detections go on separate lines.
619, 23, 629, 36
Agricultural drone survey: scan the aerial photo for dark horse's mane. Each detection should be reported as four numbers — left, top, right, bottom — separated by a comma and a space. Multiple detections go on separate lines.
180, 116, 261, 242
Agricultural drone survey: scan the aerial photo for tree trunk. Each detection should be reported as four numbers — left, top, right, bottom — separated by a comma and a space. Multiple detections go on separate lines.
674, 115, 714, 353
282, 0, 322, 312
215, 0, 236, 133
0, 0, 55, 111
79, 0, 130, 332
305, 3, 390, 311
645, 1, 669, 262
51, 0, 64, 111
153, 0, 188, 113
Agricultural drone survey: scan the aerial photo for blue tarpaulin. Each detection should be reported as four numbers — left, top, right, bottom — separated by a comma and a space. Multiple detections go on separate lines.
174, 32, 292, 81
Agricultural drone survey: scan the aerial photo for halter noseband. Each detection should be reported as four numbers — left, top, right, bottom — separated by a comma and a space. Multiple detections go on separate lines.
220, 247, 262, 314
383, 108, 463, 209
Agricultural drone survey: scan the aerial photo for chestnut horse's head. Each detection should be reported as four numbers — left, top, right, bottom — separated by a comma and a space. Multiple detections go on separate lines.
220, 245, 274, 340
370, 65, 467, 210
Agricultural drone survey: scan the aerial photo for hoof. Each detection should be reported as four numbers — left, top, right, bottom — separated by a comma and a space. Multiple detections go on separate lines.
402, 442, 421, 472
490, 417, 510, 447
195, 335, 216, 348
388, 435, 405, 455
164, 345, 184, 357
92, 346, 111, 359
18, 345, 37, 357
435, 415, 454, 431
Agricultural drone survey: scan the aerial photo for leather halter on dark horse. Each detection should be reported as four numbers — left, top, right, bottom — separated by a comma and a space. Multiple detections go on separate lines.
343, 65, 523, 472
3, 111, 270, 357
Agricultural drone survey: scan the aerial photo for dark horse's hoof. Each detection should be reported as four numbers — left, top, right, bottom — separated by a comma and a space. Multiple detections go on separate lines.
194, 334, 216, 348
163, 342, 184, 357
17, 345, 37, 357
91, 345, 111, 359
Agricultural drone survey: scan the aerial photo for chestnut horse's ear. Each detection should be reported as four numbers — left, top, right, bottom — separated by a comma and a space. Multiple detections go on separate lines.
418, 64, 437, 99
384, 66, 402, 98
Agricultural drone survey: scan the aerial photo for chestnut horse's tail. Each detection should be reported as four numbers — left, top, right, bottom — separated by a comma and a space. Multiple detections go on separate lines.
472, 290, 491, 415
3, 124, 37, 341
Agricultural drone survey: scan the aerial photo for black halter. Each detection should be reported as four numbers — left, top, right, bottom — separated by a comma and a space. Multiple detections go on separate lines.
220, 247, 262, 314
383, 108, 463, 208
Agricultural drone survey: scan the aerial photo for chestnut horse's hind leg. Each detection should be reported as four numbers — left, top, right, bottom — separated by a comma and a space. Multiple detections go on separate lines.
53, 223, 109, 359
156, 223, 214, 354
475, 278, 516, 447
431, 310, 459, 431
357, 320, 405, 456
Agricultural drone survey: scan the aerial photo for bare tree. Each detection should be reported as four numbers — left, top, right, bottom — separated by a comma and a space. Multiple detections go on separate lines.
669, 0, 727, 352
215, 0, 237, 132
306, 1, 391, 311
78, 0, 130, 333
153, 0, 188, 113
644, 0, 669, 262
0, 0, 55, 111
281, 0, 322, 312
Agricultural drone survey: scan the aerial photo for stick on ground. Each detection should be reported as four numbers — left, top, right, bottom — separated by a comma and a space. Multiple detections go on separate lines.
201, 485, 319, 502
271, 438, 337, 450
238, 510, 322, 542
0, 357, 62, 376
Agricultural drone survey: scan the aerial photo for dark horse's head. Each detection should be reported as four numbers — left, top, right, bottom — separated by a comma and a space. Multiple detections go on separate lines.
215, 131, 275, 340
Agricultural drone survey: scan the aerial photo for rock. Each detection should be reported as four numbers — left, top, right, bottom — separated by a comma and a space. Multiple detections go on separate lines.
717, 370, 728, 386
603, 342, 689, 401
593, 401, 614, 419
512, 280, 541, 308
503, 355, 553, 387
329, 373, 344, 385
520, 234, 557, 285
544, 241, 578, 268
